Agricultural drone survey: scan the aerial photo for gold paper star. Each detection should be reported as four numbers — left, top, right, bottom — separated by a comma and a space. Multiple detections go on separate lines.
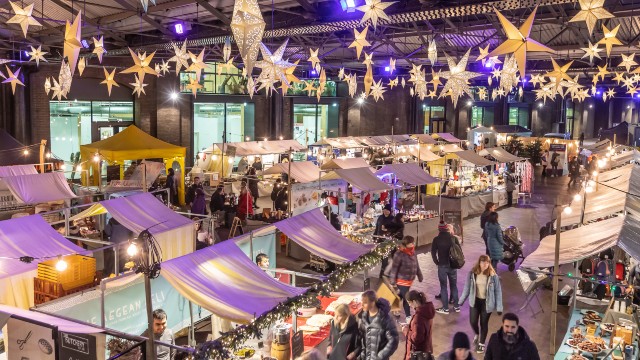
63, 11, 82, 76
308, 48, 321, 71
569, 0, 614, 35
92, 36, 106, 63
597, 24, 623, 57
596, 64, 610, 81
187, 48, 207, 81
613, 72, 625, 84
2, 66, 23, 94
44, 76, 51, 95
302, 80, 316, 96
100, 67, 120, 96
349, 27, 371, 60
27, 45, 47, 67
121, 48, 158, 83
389, 58, 396, 73
370, 79, 386, 101
427, 40, 437, 65
7, 1, 41, 38
231, 0, 266, 76
77, 57, 86, 76
169, 39, 190, 75
388, 77, 398, 88
362, 52, 374, 67
356, 0, 396, 29
130, 75, 147, 97
159, 59, 170, 75
619, 53, 638, 72
438, 49, 482, 107
580, 41, 603, 63
487, 6, 553, 77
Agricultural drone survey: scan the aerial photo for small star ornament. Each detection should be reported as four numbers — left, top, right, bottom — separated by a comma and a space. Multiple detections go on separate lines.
27, 45, 47, 67
7, 1, 41, 38
101, 67, 120, 96
2, 66, 24, 94
356, 0, 396, 29
130, 75, 148, 97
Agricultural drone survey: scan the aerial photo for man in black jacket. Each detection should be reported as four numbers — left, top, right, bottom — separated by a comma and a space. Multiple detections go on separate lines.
485, 313, 540, 360
431, 221, 459, 314
358, 290, 398, 360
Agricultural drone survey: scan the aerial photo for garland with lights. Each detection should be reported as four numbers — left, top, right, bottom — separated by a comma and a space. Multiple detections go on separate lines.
194, 239, 398, 360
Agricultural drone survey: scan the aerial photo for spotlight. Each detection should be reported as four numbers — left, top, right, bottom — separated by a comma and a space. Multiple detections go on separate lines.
174, 23, 184, 35
170, 92, 178, 100
127, 243, 139, 257
563, 206, 573, 215
55, 256, 68, 272
357, 98, 364, 104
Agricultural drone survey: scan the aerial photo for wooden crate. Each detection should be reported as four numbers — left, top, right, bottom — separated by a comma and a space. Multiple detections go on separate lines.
34, 277, 100, 305
37, 255, 96, 290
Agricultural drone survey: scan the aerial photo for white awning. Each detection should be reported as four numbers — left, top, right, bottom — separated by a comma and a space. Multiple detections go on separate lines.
455, 150, 495, 166
376, 163, 441, 185
262, 161, 322, 183
482, 147, 527, 162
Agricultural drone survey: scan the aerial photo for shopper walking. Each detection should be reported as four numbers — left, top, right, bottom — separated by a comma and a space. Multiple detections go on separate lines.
388, 236, 424, 318
402, 290, 435, 360
480, 202, 495, 256
431, 222, 460, 314
484, 313, 540, 360
485, 212, 504, 270
458, 255, 504, 354
327, 303, 360, 360
436, 332, 474, 360
358, 290, 399, 360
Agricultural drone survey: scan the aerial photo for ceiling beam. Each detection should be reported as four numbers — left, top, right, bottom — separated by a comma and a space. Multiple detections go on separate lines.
194, 0, 231, 26
110, 0, 173, 36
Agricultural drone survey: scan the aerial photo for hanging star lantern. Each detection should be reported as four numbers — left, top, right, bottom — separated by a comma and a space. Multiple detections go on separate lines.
187, 48, 207, 81
487, 6, 553, 77
478, 87, 488, 100
596, 64, 610, 81
530, 74, 546, 87
101, 67, 120, 96
569, 0, 614, 35
427, 40, 437, 65
388, 77, 398, 88
27, 45, 47, 67
438, 49, 481, 107
139, 0, 157, 12
63, 11, 82, 75
597, 24, 622, 57
389, 58, 396, 73
7, 1, 41, 38
44, 77, 51, 95
159, 60, 170, 75
581, 41, 603, 63
356, 0, 395, 29
121, 48, 158, 83
544, 58, 573, 94
223, 37, 232, 62
349, 27, 371, 60
92, 36, 106, 63
130, 75, 148, 98
77, 57, 86, 76
231, 0, 266, 76
308, 48, 321, 72
619, 53, 638, 72
169, 40, 190, 75
2, 66, 23, 94
255, 39, 295, 86
605, 88, 616, 101
50, 78, 64, 100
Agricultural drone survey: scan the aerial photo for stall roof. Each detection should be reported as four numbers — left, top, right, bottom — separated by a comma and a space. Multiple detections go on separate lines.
274, 209, 375, 263
0, 215, 88, 280
322, 168, 391, 192
262, 161, 322, 183
0, 172, 76, 204
454, 150, 495, 166
411, 134, 438, 144
161, 240, 307, 324
376, 163, 441, 186
0, 165, 38, 177
0, 304, 104, 334
69, 193, 191, 235
320, 158, 371, 170
481, 147, 527, 162
433, 133, 462, 143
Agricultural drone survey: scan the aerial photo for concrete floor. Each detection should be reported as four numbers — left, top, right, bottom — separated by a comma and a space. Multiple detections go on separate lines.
276, 169, 581, 360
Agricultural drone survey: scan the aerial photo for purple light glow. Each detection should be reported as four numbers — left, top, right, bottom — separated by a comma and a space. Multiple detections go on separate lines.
174, 23, 184, 34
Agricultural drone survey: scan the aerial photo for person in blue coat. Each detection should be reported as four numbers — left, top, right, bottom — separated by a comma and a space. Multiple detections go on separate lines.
458, 255, 504, 354
484, 212, 504, 270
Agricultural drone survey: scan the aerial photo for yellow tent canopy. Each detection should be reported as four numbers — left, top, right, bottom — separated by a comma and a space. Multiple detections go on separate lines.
80, 125, 186, 204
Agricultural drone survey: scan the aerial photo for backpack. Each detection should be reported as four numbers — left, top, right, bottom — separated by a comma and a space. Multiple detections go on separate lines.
449, 236, 465, 269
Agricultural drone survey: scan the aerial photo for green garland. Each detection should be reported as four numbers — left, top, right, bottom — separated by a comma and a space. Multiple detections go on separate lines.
194, 240, 397, 359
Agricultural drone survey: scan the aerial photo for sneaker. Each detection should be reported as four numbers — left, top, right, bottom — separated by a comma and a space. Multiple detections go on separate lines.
476, 343, 485, 354
435, 307, 450, 315
453, 306, 461, 313
472, 335, 478, 347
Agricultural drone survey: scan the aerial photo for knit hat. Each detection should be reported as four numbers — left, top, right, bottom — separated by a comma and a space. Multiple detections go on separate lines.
438, 221, 449, 232
452, 332, 470, 349
383, 204, 393, 211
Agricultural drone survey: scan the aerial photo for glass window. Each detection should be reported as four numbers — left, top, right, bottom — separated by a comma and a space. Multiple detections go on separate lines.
293, 103, 339, 145
50, 101, 134, 174
193, 102, 255, 153
508, 106, 529, 127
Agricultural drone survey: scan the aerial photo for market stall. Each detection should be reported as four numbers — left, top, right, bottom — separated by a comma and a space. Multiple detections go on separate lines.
80, 125, 187, 204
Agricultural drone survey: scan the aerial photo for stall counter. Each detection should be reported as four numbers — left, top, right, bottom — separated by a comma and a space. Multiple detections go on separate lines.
422, 189, 508, 219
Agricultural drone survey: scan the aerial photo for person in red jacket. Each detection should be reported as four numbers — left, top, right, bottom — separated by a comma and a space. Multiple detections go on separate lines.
402, 290, 435, 360
237, 185, 254, 222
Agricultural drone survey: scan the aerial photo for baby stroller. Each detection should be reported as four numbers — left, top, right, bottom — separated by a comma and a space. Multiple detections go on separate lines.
502, 226, 524, 271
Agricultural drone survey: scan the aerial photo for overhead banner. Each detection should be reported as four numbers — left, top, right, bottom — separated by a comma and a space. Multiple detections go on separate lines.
6, 317, 56, 360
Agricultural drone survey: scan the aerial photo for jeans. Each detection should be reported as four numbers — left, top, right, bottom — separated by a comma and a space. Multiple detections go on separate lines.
437, 266, 458, 309
398, 285, 411, 317
470, 298, 491, 344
